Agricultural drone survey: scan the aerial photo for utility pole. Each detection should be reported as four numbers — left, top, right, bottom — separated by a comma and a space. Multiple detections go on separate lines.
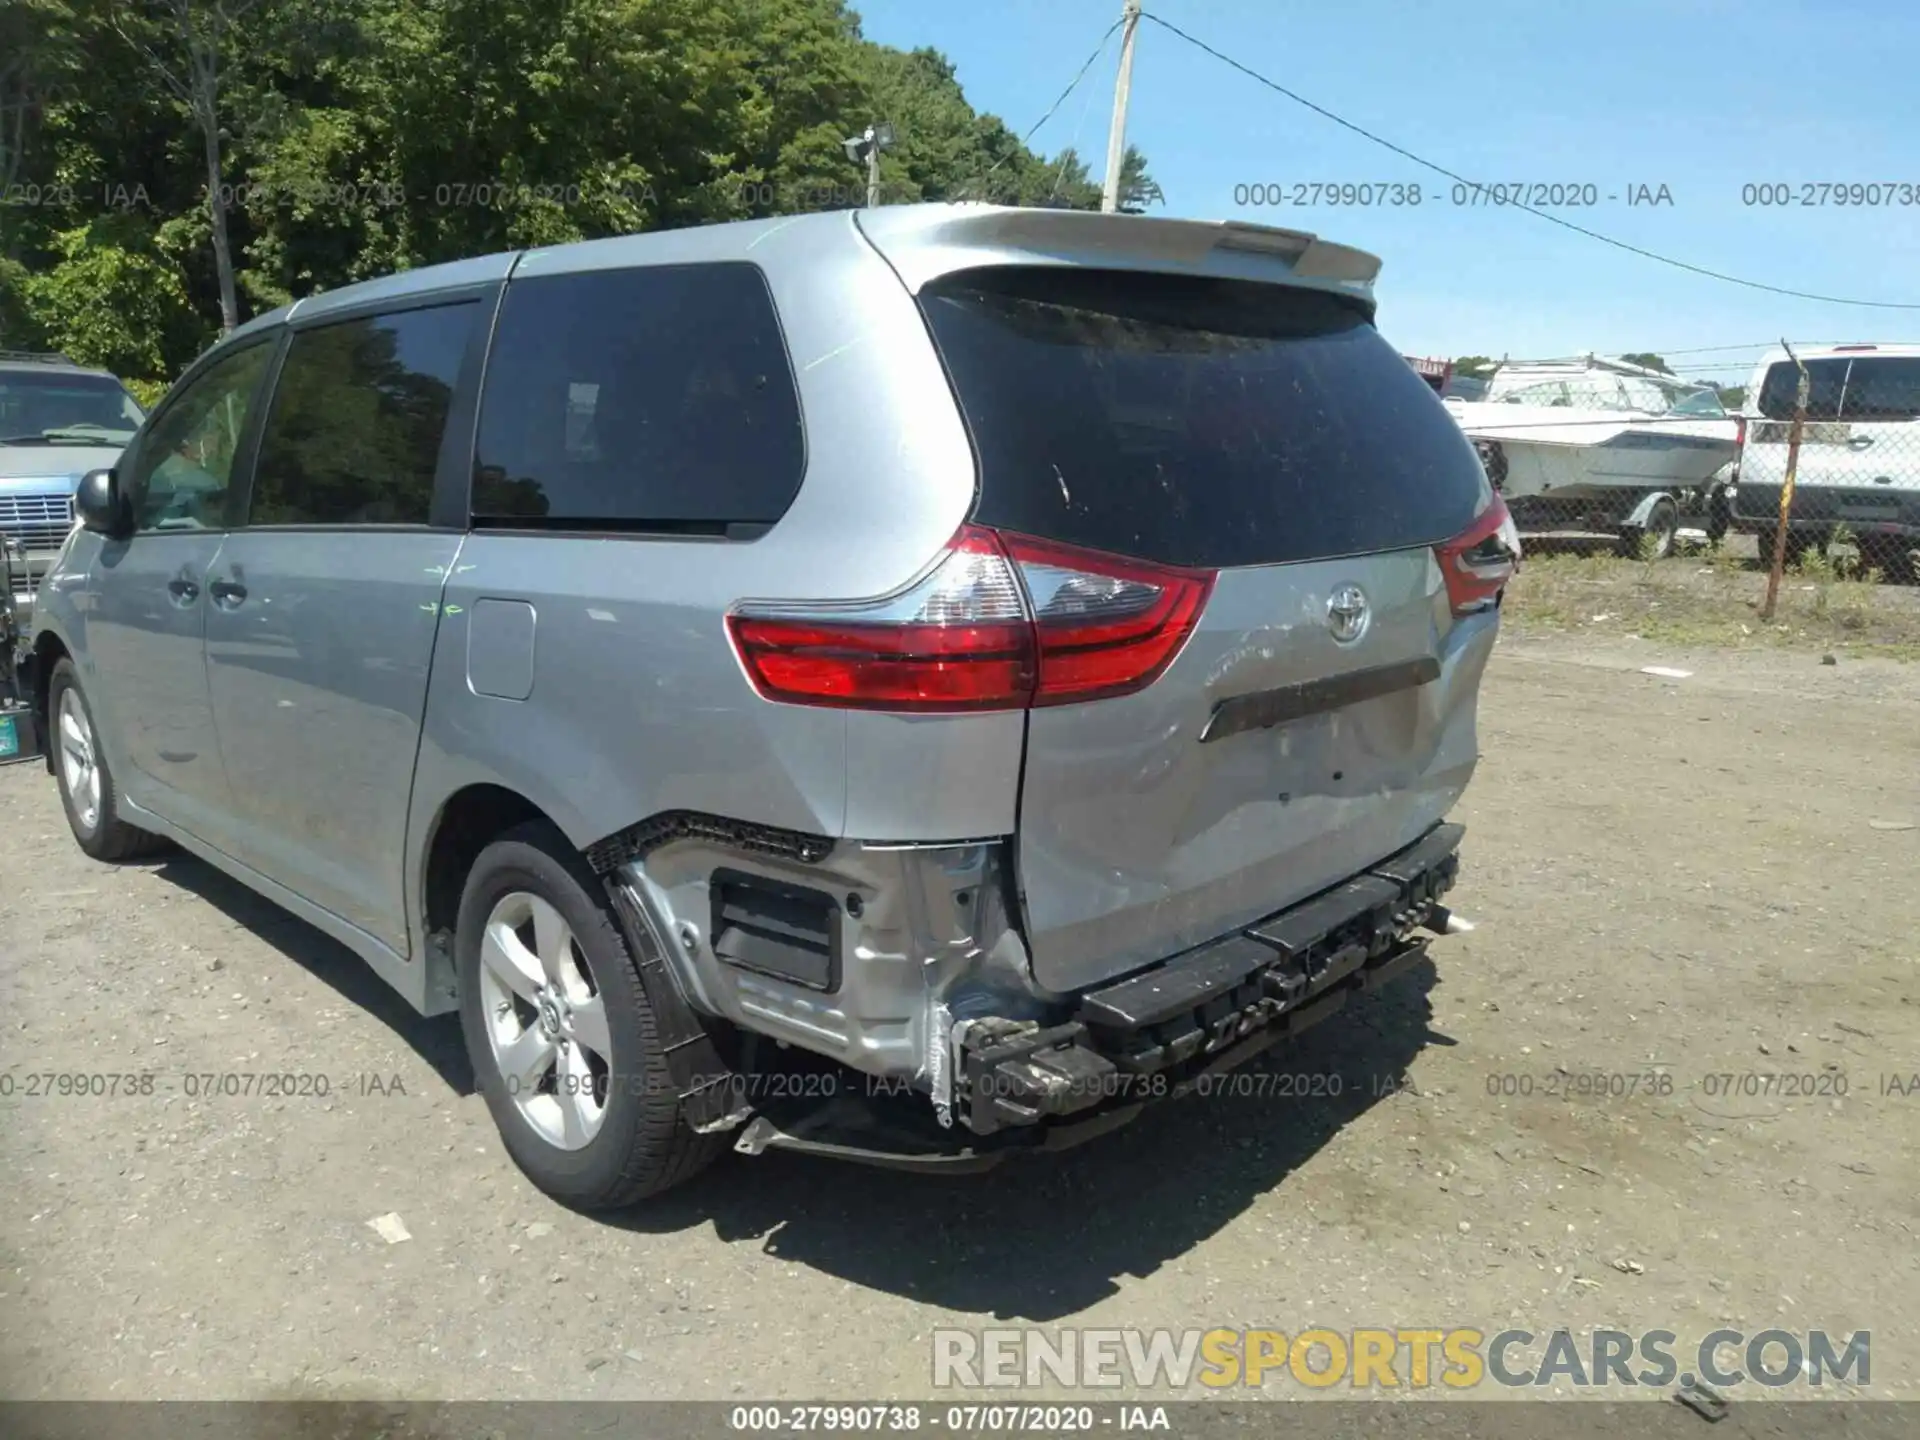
1100, 0, 1143, 214
843, 122, 896, 207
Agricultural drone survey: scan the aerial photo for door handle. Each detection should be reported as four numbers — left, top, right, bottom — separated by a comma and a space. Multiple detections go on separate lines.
1848, 435, 1875, 450
166, 577, 199, 604
209, 579, 248, 607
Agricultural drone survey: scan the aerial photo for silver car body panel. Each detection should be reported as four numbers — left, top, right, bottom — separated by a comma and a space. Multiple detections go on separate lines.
202, 530, 465, 954
1018, 564, 1493, 992
612, 836, 1047, 1086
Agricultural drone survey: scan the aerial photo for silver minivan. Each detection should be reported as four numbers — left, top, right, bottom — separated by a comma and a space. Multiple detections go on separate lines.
25, 204, 1516, 1206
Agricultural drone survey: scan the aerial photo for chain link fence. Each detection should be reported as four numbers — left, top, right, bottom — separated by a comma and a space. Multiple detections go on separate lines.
1434, 352, 1920, 588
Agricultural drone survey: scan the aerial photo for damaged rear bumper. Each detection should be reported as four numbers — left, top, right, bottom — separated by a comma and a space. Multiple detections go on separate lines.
729, 822, 1466, 1170
954, 821, 1463, 1137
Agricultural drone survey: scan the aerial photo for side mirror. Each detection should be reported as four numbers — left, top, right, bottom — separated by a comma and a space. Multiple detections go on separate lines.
75, 468, 129, 538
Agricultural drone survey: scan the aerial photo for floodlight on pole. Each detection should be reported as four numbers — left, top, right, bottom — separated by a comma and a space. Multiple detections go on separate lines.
842, 121, 897, 207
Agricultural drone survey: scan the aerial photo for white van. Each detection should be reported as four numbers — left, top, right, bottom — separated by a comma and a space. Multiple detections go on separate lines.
1729, 343, 1920, 579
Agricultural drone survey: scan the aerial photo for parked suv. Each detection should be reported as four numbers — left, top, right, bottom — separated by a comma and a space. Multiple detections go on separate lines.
0, 351, 146, 628
1731, 343, 1920, 579
28, 205, 1516, 1206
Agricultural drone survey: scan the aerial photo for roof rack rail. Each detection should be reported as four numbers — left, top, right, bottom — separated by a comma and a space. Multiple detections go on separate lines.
0, 349, 78, 365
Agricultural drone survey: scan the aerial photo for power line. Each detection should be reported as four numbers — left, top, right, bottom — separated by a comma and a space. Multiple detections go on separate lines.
959, 17, 1123, 202
1140, 11, 1920, 312
1048, 24, 1113, 204
1650, 339, 1917, 356
1646, 342, 1779, 356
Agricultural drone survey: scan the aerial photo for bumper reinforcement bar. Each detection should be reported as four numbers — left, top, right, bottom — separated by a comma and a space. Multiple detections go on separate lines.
957, 822, 1463, 1136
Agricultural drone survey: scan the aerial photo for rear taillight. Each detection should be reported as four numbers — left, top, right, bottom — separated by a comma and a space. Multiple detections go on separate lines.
726, 526, 1214, 712
1435, 494, 1520, 616
1008, 533, 1213, 705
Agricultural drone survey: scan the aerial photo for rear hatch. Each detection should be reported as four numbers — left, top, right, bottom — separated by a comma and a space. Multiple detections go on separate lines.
1740, 353, 1920, 530
918, 267, 1509, 993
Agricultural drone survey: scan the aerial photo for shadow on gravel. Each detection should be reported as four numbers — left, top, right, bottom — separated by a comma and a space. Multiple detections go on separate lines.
612, 964, 1450, 1322
144, 845, 1448, 1320
149, 852, 473, 1095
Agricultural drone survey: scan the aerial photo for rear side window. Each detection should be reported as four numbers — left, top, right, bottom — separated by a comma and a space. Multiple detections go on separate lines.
1757, 356, 1920, 422
250, 301, 478, 526
472, 263, 804, 533
1836, 357, 1920, 421
918, 268, 1490, 569
1757, 358, 1849, 421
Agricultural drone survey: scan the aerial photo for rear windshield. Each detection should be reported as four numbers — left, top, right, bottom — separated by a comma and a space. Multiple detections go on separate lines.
918, 268, 1490, 569
1757, 356, 1920, 423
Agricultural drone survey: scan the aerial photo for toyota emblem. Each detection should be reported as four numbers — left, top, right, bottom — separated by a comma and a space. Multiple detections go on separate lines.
1326, 584, 1370, 644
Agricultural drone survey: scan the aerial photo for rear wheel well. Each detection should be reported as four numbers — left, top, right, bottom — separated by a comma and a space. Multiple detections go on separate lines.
422, 785, 552, 938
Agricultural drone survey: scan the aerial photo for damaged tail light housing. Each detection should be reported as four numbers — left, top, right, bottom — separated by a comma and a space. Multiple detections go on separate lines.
1435, 493, 1520, 616
726, 525, 1214, 712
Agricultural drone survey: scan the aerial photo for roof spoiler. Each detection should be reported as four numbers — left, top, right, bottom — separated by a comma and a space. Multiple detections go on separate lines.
855, 204, 1382, 302
1210, 220, 1380, 282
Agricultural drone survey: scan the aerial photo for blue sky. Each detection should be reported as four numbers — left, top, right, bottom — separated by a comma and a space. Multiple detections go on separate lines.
853, 0, 1920, 387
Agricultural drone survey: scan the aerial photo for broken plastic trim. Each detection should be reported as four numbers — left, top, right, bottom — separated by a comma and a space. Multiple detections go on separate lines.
951, 822, 1464, 1136
583, 809, 834, 877
603, 877, 752, 1134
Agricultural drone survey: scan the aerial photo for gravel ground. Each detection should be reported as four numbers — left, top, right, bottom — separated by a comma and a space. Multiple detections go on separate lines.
2, 637, 1917, 1404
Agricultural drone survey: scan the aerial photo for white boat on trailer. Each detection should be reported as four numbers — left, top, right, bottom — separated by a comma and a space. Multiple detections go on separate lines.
1442, 355, 1743, 557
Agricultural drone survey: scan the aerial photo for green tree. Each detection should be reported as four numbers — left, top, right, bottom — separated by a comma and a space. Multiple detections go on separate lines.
1452, 355, 1498, 379
1619, 352, 1673, 374
3, 0, 1159, 380
1114, 145, 1164, 213
0, 0, 78, 196
98, 0, 278, 333
22, 213, 202, 380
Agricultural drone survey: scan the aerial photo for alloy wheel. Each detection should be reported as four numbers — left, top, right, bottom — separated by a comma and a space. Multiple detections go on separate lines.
477, 890, 614, 1150
58, 689, 101, 832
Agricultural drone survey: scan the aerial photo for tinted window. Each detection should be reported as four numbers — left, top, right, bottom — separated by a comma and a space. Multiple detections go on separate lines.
919, 268, 1490, 569
0, 372, 144, 440
1838, 357, 1920, 422
249, 301, 477, 526
122, 341, 274, 532
1758, 359, 1848, 421
472, 263, 804, 531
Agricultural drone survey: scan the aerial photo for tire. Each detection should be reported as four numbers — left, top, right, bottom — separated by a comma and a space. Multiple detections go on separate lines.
456, 820, 726, 1208
46, 659, 169, 862
1618, 498, 1678, 560
1705, 488, 1731, 545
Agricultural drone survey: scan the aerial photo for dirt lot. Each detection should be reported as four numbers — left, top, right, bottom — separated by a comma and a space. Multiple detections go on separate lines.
2, 630, 1918, 1406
